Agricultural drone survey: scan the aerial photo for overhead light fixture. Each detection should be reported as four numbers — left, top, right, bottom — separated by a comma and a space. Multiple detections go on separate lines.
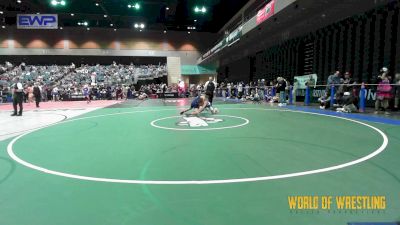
78, 21, 89, 26
139, 29, 142, 32
60, 27, 63, 30
51, 0, 65, 6
128, 2, 140, 10
134, 23, 145, 29
17, 0, 21, 3
166, 7, 169, 10
114, 28, 117, 31
1, 26, 5, 29
36, 12, 40, 14
194, 19, 197, 22
87, 27, 90, 30
95, 3, 99, 6
70, 13, 74, 16
110, 23, 113, 27
188, 31, 191, 34
194, 6, 206, 13
163, 30, 166, 33
104, 15, 108, 18
0, 11, 3, 14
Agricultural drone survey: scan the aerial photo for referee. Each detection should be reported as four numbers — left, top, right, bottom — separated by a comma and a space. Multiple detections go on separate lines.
204, 77, 216, 105
11, 77, 24, 116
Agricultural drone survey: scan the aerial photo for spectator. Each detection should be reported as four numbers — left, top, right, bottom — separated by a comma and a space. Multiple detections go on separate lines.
375, 67, 392, 114
33, 82, 41, 108
336, 92, 357, 113
394, 73, 400, 111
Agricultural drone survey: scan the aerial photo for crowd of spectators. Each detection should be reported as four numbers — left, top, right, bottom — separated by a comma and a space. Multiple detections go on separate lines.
0, 61, 168, 103
2, 61, 400, 114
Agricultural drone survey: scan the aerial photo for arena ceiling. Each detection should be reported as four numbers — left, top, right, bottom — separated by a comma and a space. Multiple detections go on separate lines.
0, 0, 249, 32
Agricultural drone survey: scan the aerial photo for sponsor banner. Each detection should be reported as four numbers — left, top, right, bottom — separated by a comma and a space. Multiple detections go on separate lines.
256, 0, 276, 25
225, 25, 242, 47
156, 92, 178, 98
17, 14, 58, 29
294, 74, 318, 89
202, 40, 224, 60
202, 26, 242, 60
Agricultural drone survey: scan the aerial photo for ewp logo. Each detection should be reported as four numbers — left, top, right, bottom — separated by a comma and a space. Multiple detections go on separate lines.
17, 14, 58, 29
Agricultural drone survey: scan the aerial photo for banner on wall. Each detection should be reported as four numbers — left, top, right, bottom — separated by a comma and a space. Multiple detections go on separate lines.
17, 14, 58, 29
256, 0, 276, 25
294, 74, 318, 89
202, 26, 242, 60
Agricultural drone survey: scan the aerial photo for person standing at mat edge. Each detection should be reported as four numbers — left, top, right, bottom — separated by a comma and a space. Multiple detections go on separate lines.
11, 77, 24, 116
204, 77, 216, 105
33, 82, 41, 108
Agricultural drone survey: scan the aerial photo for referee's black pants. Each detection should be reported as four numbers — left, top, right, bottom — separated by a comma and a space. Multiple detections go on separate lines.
13, 93, 23, 115
206, 91, 214, 105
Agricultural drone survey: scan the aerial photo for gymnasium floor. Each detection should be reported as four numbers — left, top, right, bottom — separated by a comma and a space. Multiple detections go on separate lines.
0, 99, 399, 225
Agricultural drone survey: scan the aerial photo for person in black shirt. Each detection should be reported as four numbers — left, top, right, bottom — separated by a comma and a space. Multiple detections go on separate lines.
204, 77, 216, 105
33, 83, 41, 108
11, 77, 24, 116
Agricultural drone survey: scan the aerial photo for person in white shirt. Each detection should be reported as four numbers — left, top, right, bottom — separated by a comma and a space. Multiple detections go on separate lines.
52, 86, 59, 102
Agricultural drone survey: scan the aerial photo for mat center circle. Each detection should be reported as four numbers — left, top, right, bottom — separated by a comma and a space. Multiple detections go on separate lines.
150, 115, 250, 130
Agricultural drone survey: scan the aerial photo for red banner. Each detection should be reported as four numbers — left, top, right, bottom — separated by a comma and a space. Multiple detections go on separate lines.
256, 0, 276, 25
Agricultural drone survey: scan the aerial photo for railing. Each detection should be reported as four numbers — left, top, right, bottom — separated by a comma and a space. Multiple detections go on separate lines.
213, 83, 399, 113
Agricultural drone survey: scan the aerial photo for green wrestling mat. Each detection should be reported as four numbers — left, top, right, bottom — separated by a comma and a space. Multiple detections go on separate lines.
0, 102, 399, 225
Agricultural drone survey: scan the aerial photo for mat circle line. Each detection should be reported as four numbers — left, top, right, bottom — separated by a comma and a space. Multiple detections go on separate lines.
150, 114, 249, 131
7, 108, 388, 185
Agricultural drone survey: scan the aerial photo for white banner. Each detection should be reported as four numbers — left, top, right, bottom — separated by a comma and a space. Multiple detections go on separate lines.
294, 74, 318, 89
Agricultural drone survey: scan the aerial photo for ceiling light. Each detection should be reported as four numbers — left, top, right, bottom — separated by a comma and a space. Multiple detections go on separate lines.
83, 22, 88, 26
194, 19, 197, 22
77, 22, 81, 25
140, 23, 145, 29
139, 29, 142, 32
166, 7, 169, 10
87, 27, 90, 30
51, 0, 66, 6
1, 26, 5, 29
194, 5, 206, 14
60, 27, 63, 30
134, 3, 140, 9
188, 31, 191, 34
110, 23, 113, 27
36, 12, 40, 14
114, 29, 117, 31
134, 23, 139, 28
128, 4, 132, 8
0, 11, 3, 14
104, 15, 107, 18
17, 0, 21, 3
70, 13, 74, 16
163, 30, 166, 33
95, 3, 99, 6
